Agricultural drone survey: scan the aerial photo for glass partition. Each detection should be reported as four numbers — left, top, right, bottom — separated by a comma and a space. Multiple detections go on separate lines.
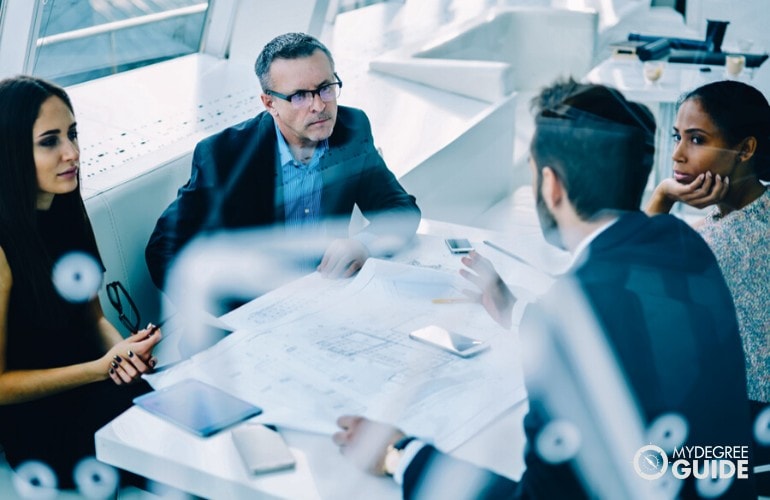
32, 0, 209, 86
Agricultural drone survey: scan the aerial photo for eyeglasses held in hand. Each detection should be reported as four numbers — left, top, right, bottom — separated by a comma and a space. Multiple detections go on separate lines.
106, 281, 141, 334
265, 75, 343, 109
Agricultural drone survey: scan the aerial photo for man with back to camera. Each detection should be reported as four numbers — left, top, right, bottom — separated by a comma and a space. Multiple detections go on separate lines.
146, 32, 421, 291
332, 80, 755, 498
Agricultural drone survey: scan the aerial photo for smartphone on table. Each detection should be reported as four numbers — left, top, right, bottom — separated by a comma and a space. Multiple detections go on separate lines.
409, 325, 488, 357
231, 424, 296, 474
445, 238, 474, 254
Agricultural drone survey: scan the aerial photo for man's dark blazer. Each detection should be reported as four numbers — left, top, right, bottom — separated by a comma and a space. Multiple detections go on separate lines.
403, 212, 754, 499
146, 106, 421, 289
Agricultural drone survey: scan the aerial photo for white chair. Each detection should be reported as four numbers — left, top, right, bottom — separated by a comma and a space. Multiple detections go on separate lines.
85, 155, 190, 335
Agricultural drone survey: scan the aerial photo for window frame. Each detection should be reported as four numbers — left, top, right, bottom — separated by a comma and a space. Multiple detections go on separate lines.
0, 0, 42, 78
0, 0, 241, 82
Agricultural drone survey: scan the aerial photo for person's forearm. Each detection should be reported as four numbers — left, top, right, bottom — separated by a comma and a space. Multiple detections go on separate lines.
0, 286, 111, 405
97, 315, 124, 350
362, 204, 421, 249
0, 287, 10, 373
645, 184, 675, 215
1, 297, 112, 404
90, 298, 124, 350
0, 359, 107, 405
359, 155, 421, 240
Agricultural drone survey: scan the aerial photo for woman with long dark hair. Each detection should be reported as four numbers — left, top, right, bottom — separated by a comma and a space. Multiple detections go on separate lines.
647, 80, 769, 409
0, 75, 161, 490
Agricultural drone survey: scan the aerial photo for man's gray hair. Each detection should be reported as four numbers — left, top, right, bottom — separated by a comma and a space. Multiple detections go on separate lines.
255, 32, 335, 92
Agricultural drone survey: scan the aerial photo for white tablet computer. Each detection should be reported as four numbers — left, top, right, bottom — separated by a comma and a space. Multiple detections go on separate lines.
134, 379, 262, 437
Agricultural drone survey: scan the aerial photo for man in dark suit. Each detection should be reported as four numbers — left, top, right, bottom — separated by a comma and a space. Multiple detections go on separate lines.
146, 33, 420, 290
332, 80, 755, 498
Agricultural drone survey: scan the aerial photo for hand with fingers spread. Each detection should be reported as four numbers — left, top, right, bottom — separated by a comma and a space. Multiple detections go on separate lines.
105, 326, 162, 385
332, 415, 405, 475
459, 251, 515, 329
647, 171, 730, 214
317, 238, 370, 279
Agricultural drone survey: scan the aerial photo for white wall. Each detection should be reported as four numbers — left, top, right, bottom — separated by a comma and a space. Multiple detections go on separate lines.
227, 0, 332, 65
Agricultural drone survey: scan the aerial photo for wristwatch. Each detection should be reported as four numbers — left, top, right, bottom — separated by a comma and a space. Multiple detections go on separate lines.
383, 436, 416, 476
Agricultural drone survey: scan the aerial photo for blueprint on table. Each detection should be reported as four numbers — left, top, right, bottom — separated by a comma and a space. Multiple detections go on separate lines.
145, 259, 526, 451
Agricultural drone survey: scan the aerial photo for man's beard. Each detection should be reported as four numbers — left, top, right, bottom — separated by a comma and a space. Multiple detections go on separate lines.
536, 188, 564, 250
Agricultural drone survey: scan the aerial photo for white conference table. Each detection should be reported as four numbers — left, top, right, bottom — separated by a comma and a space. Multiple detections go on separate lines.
96, 218, 570, 499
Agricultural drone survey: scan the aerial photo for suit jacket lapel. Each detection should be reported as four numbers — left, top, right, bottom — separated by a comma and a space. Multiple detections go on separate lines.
221, 113, 280, 227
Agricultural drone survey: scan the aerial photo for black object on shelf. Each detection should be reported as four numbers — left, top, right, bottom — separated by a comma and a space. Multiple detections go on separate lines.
629, 33, 707, 51
704, 20, 729, 52
668, 50, 769, 68
636, 39, 671, 61
628, 19, 728, 59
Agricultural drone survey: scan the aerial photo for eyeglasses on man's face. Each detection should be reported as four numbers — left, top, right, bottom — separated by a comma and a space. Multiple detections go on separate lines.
266, 75, 343, 109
